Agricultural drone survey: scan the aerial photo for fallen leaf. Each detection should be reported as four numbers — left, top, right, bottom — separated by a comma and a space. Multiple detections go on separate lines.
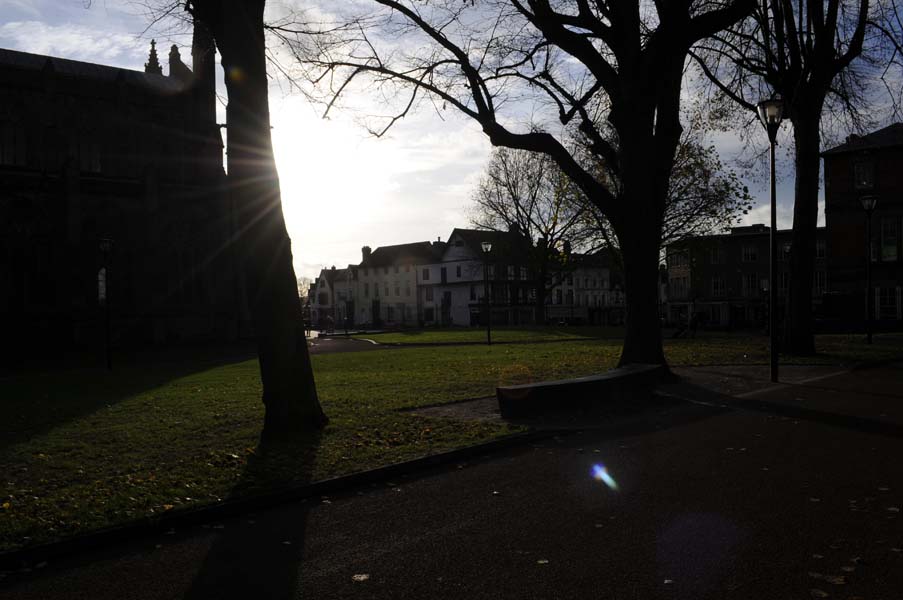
887, 507, 900, 513
1, 502, 9, 510
823, 575, 846, 585
352, 574, 370, 582
162, 504, 174, 511
809, 589, 829, 598
537, 559, 549, 565
878, 486, 890, 491
663, 579, 674, 584
891, 547, 902, 553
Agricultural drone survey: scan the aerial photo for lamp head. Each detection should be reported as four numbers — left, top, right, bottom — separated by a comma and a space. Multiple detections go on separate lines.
757, 97, 784, 143
859, 194, 878, 213
481, 241, 492, 253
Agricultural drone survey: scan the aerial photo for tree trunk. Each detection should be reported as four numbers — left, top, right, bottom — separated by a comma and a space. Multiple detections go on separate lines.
786, 105, 823, 355
615, 214, 668, 367
197, 1, 327, 435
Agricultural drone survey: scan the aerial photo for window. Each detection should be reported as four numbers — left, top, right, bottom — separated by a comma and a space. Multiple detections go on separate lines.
318, 292, 328, 305
742, 246, 758, 262
710, 246, 724, 265
712, 276, 725, 297
384, 284, 389, 297
405, 285, 411, 297
425, 287, 434, 302
364, 282, 369, 298
520, 266, 528, 281
742, 273, 758, 297
780, 243, 791, 261
779, 271, 789, 295
424, 307, 435, 321
422, 268, 430, 281
853, 161, 875, 190
814, 270, 826, 295
878, 287, 899, 319
470, 285, 476, 301
566, 290, 574, 305
488, 265, 495, 279
816, 240, 826, 259
566, 274, 573, 285
555, 289, 563, 304
584, 278, 589, 288
394, 265, 399, 274
0, 122, 26, 166
507, 265, 515, 280
881, 218, 898, 261
395, 283, 400, 296
387, 305, 394, 321
456, 265, 462, 278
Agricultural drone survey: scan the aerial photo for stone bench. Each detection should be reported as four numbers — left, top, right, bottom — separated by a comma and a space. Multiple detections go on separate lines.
496, 363, 666, 419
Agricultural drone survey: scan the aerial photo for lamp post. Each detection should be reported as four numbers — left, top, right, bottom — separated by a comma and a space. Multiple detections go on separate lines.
757, 97, 784, 383
860, 194, 878, 344
481, 241, 492, 345
98, 238, 114, 370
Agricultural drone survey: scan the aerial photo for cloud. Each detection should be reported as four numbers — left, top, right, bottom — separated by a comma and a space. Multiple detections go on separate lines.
0, 20, 151, 68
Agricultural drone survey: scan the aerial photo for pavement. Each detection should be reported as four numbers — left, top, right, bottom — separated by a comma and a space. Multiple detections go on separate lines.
2, 363, 902, 599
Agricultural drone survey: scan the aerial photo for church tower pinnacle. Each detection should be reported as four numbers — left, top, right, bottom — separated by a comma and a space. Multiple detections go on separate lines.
144, 39, 162, 75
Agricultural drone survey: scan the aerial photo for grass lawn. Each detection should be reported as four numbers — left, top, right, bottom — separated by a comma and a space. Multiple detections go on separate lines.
353, 325, 626, 344
1, 332, 900, 551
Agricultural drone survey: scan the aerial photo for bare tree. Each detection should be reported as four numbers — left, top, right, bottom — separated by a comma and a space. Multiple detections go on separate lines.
470, 147, 599, 322
180, 1, 327, 436
281, 0, 754, 369
689, 0, 897, 354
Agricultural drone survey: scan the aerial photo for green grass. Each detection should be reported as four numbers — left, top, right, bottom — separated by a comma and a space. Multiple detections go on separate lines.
356, 325, 626, 344
1, 332, 900, 551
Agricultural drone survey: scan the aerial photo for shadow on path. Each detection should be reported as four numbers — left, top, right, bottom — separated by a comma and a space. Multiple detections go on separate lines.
183, 431, 323, 600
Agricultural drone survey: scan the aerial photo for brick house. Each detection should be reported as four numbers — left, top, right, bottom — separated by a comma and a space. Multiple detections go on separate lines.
665, 225, 827, 329
822, 124, 903, 324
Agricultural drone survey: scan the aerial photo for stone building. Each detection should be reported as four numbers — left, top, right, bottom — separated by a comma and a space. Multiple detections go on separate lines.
0, 28, 243, 362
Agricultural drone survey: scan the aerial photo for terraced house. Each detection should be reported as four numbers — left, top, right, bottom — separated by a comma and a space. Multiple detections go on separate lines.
310, 228, 623, 329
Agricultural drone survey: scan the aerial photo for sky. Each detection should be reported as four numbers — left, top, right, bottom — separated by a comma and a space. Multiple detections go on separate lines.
0, 0, 822, 280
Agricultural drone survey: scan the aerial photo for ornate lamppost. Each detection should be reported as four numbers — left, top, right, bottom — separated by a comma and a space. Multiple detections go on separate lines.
860, 194, 878, 344
481, 241, 492, 345
757, 97, 784, 383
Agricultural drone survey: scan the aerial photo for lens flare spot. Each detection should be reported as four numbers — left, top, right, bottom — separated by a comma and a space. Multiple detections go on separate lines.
227, 66, 246, 83
592, 464, 619, 491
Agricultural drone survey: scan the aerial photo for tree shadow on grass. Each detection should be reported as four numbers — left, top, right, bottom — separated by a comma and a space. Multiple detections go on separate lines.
183, 430, 324, 600
0, 342, 257, 454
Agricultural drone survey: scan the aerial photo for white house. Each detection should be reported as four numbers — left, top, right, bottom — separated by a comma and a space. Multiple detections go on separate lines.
310, 227, 625, 330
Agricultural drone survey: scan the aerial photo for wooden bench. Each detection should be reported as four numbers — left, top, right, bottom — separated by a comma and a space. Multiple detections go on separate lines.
496, 363, 665, 419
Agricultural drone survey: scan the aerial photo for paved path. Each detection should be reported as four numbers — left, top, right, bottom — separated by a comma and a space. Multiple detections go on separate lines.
2, 364, 902, 600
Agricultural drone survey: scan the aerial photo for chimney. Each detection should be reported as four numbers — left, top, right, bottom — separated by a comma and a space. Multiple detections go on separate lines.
144, 40, 162, 75
362, 246, 372, 261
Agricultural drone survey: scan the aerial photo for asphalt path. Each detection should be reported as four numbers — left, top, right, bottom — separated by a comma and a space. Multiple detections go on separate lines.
3, 365, 902, 600
308, 337, 387, 355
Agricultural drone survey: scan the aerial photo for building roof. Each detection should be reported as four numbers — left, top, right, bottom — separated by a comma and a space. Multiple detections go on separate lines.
362, 241, 444, 267
0, 47, 187, 94
822, 123, 903, 156
448, 228, 533, 260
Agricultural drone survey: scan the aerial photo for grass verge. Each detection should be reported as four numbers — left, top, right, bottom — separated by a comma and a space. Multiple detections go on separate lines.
1, 332, 900, 551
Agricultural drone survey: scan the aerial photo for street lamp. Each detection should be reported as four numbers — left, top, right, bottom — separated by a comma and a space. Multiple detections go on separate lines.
98, 238, 114, 370
757, 96, 783, 383
860, 194, 878, 344
481, 241, 492, 345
